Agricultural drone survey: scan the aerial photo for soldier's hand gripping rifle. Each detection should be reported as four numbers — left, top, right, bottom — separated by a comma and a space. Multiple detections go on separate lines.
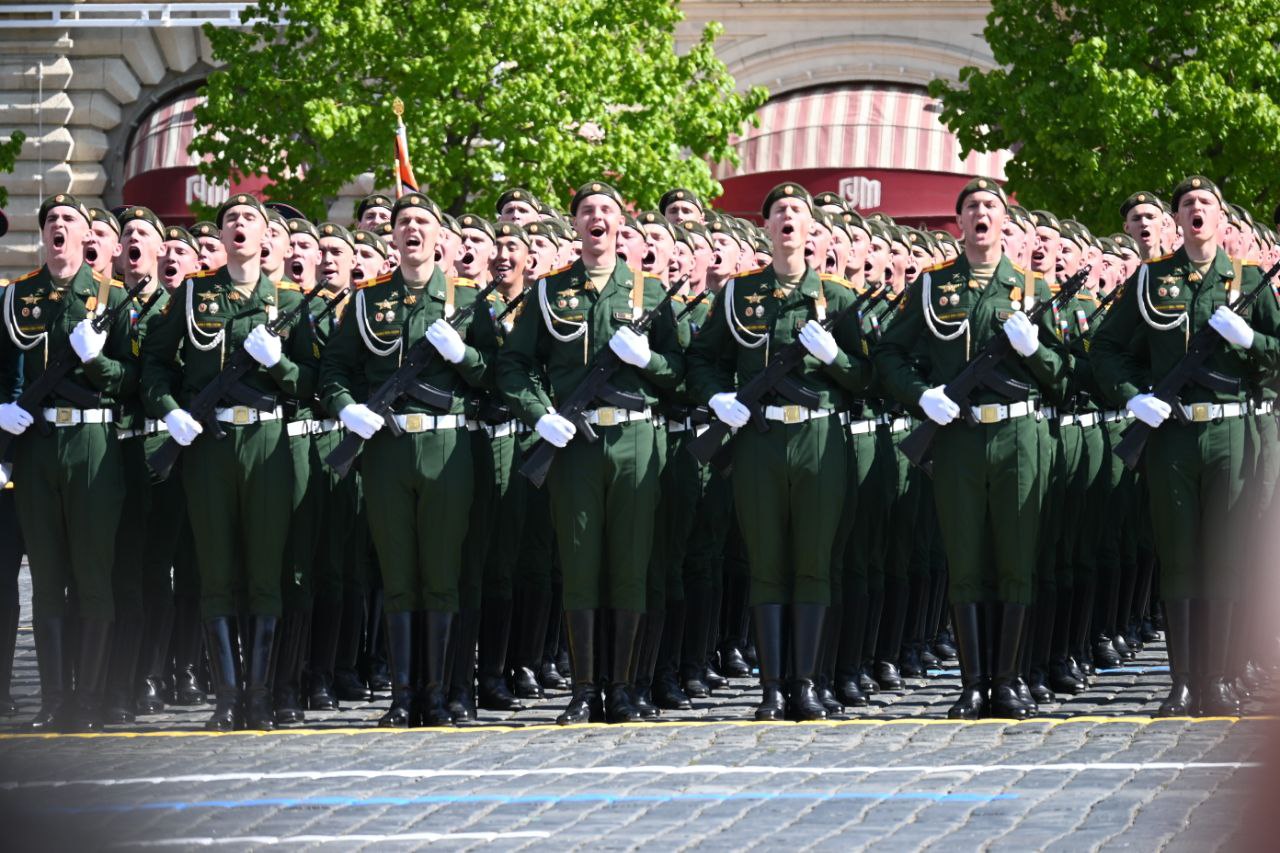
675, 288, 710, 323
0, 276, 151, 459
518, 276, 687, 489
1112, 259, 1280, 471
897, 265, 1091, 476
148, 280, 327, 482
323, 280, 499, 480
685, 283, 884, 470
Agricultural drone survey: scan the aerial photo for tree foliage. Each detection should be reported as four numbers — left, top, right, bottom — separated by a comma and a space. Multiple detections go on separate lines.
0, 131, 25, 209
193, 0, 766, 220
930, 0, 1280, 232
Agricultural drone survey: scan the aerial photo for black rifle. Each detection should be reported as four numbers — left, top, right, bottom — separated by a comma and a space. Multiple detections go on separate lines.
0, 276, 150, 459
897, 265, 1091, 475
518, 276, 687, 489
675, 288, 710, 322
148, 280, 327, 481
685, 283, 882, 470
1112, 260, 1280, 470
494, 287, 527, 325
323, 279, 500, 479
1084, 282, 1121, 328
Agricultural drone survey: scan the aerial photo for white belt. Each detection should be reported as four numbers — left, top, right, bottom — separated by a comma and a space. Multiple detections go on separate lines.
877, 414, 912, 433
1178, 401, 1249, 423
118, 417, 168, 439
968, 401, 1036, 425
392, 413, 467, 433
847, 418, 878, 436
42, 407, 113, 427
1102, 409, 1132, 423
666, 417, 709, 436
1255, 400, 1275, 416
763, 405, 833, 424
214, 405, 283, 426
486, 420, 526, 439
579, 406, 652, 427
1074, 412, 1100, 428
286, 419, 339, 437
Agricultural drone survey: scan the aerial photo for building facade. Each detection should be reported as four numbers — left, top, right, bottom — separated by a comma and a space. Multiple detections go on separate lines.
0, 0, 1003, 279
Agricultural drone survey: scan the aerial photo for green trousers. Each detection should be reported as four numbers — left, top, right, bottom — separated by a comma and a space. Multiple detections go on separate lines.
362, 427, 472, 614
1144, 416, 1256, 602
831, 427, 882, 602
659, 430, 714, 606
310, 428, 359, 602
546, 419, 658, 613
13, 423, 123, 620
732, 417, 845, 606
931, 415, 1044, 606
283, 432, 317, 611
460, 428, 496, 611
483, 432, 526, 600
182, 421, 290, 618
682, 452, 733, 602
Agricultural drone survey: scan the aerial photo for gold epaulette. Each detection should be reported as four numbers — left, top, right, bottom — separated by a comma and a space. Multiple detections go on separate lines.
672, 293, 686, 304
1077, 290, 1098, 302
1146, 252, 1174, 264
485, 290, 499, 302
276, 280, 301, 292
13, 269, 40, 284
451, 276, 478, 289
358, 271, 394, 290
0, 279, 8, 288
545, 263, 574, 277
819, 273, 855, 290
742, 265, 768, 276
1243, 259, 1261, 267
923, 259, 957, 274
190, 268, 218, 278
110, 277, 125, 289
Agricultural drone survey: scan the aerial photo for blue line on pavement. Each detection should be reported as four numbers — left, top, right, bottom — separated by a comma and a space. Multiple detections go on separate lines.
48, 790, 1018, 815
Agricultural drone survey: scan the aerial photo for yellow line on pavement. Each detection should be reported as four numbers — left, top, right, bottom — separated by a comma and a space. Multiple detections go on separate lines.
0, 715, 1269, 741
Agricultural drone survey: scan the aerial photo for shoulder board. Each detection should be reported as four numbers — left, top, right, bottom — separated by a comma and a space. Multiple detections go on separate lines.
13, 269, 41, 283
276, 281, 301, 292
819, 273, 854, 290
1146, 252, 1174, 264
451, 277, 478, 288
672, 294, 686, 304
1031, 270, 1044, 280
1010, 262, 1028, 275
546, 263, 574, 277
110, 277, 125, 289
742, 265, 768, 276
1242, 259, 1260, 267
0, 279, 8, 288
1077, 291, 1098, 302
923, 259, 956, 274
358, 271, 394, 290
485, 291, 498, 302
643, 272, 664, 285
190, 268, 218, 278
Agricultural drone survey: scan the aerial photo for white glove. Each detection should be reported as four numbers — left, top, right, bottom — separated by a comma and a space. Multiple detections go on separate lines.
709, 392, 750, 429
0, 462, 10, 489
609, 326, 652, 369
0, 403, 33, 436
1209, 306, 1255, 350
426, 319, 467, 364
339, 403, 385, 440
798, 320, 839, 365
919, 386, 960, 426
164, 409, 204, 447
69, 318, 107, 363
244, 325, 283, 369
536, 412, 577, 448
1126, 393, 1171, 428
1003, 311, 1040, 358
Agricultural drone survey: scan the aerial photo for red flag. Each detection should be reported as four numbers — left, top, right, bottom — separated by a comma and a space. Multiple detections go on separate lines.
394, 114, 418, 199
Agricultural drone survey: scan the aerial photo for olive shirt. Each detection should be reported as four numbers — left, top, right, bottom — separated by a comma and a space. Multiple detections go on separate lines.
117, 286, 169, 431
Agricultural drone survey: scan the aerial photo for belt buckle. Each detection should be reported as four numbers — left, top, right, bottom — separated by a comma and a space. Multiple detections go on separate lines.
977, 404, 1000, 425
782, 404, 803, 424
1191, 403, 1211, 422
232, 406, 251, 426
55, 406, 74, 425
597, 407, 618, 427
404, 413, 425, 433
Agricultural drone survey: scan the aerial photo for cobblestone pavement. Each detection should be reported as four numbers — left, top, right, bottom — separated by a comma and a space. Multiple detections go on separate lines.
0, 570, 1273, 851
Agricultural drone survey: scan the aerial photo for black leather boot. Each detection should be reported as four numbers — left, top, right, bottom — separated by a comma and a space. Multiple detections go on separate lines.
243, 615, 278, 731
1070, 581, 1095, 681
169, 595, 207, 705
716, 574, 751, 678
835, 587, 869, 707
789, 603, 828, 721
446, 608, 478, 723
307, 595, 341, 711
477, 597, 525, 712
102, 611, 141, 725
377, 611, 414, 727
60, 618, 112, 733
135, 592, 173, 716
947, 603, 987, 720
752, 604, 786, 721
1048, 587, 1083, 694
273, 611, 309, 725
1028, 593, 1057, 704
680, 586, 713, 699
333, 590, 369, 702
874, 579, 908, 691
1198, 600, 1241, 717
629, 610, 663, 719
539, 592, 570, 691
558, 609, 601, 725
815, 603, 843, 715
898, 577, 929, 678
605, 610, 643, 723
420, 610, 456, 727
860, 587, 884, 695
203, 616, 242, 731
28, 615, 67, 730
652, 599, 690, 710
989, 603, 1031, 720
0, 603, 17, 716
1156, 598, 1194, 716
510, 584, 550, 700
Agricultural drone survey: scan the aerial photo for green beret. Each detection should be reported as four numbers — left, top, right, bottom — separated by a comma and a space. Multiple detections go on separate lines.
886, 225, 910, 249
931, 229, 959, 249
1060, 219, 1093, 250
678, 218, 711, 247
392, 192, 443, 226
1007, 204, 1031, 228
457, 213, 496, 242
523, 220, 560, 245
761, 182, 813, 219
38, 193, 90, 228
570, 180, 625, 216
215, 192, 268, 229
1229, 202, 1254, 229
842, 210, 869, 237
1170, 175, 1224, 210
954, 177, 1007, 214
117, 205, 165, 239
265, 201, 306, 223
286, 218, 320, 241
621, 212, 641, 233
536, 200, 557, 218
317, 221, 356, 252
706, 216, 735, 237
1119, 191, 1164, 220
636, 210, 675, 241
863, 220, 890, 245
494, 221, 530, 247
88, 207, 120, 235
905, 227, 934, 253
163, 225, 198, 251
813, 191, 845, 210
352, 229, 387, 257
1029, 209, 1062, 233
441, 213, 462, 237
750, 232, 773, 255
810, 209, 834, 232
1097, 237, 1121, 257
866, 211, 895, 226
376, 221, 394, 238
264, 208, 288, 230
1110, 233, 1140, 255
659, 188, 703, 215
355, 193, 394, 221
496, 188, 538, 215
191, 221, 220, 240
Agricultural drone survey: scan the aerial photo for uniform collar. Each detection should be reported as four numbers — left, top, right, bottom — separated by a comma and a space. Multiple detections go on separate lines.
1170, 245, 1233, 285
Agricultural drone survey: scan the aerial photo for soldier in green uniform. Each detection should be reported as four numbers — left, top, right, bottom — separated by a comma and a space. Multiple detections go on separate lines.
875, 178, 1069, 720
141, 193, 318, 731
355, 194, 394, 232
320, 192, 496, 728
495, 180, 684, 725
1, 194, 137, 731
686, 183, 870, 722
85, 208, 122, 281
660, 188, 705, 227
1093, 176, 1280, 716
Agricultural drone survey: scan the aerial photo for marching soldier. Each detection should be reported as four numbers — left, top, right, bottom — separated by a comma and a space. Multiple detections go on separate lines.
85, 209, 122, 281
355, 194, 394, 232
1, 194, 137, 731
192, 222, 226, 272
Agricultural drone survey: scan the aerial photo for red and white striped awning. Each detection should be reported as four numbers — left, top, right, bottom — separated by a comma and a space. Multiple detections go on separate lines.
125, 93, 205, 182
715, 84, 1011, 182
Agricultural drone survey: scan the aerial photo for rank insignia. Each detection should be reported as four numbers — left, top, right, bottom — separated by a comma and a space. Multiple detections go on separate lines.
1188, 271, 1202, 283
375, 299, 397, 312
49, 291, 63, 302
405, 294, 417, 306
19, 294, 40, 305
1159, 275, 1180, 287
744, 294, 766, 304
